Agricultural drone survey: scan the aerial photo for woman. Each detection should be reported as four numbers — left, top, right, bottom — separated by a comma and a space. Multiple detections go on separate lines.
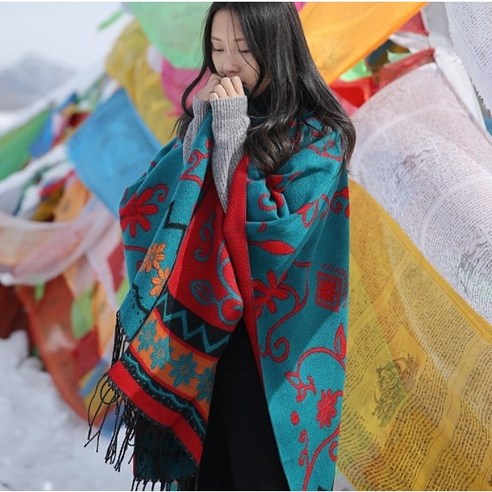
88, 3, 355, 491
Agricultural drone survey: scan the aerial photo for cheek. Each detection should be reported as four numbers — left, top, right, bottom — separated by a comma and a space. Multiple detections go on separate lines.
243, 64, 259, 85
211, 53, 220, 71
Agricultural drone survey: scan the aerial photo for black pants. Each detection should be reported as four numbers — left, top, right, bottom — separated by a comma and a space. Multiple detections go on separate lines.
197, 322, 290, 491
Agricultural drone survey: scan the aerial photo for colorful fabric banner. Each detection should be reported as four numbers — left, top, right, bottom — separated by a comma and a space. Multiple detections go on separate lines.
29, 110, 55, 159
127, 2, 210, 69
331, 47, 434, 112
300, 2, 426, 83
0, 145, 68, 217
16, 238, 126, 422
399, 11, 428, 35
339, 60, 372, 83
421, 3, 486, 126
339, 180, 492, 490
446, 3, 492, 112
14, 176, 126, 421
68, 88, 161, 217
0, 153, 116, 287
350, 63, 492, 325
0, 109, 51, 180
0, 284, 29, 339
105, 21, 177, 144
160, 59, 205, 115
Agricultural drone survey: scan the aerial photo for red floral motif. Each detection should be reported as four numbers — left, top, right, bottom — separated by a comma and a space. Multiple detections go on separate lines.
333, 324, 347, 363
182, 139, 211, 185
260, 261, 311, 363
258, 172, 301, 212
308, 138, 343, 160
297, 200, 319, 228
329, 440, 338, 462
316, 271, 342, 312
285, 324, 347, 399
266, 174, 285, 209
316, 389, 342, 428
285, 371, 316, 402
298, 425, 341, 490
286, 321, 347, 489
249, 239, 295, 255
330, 186, 350, 218
258, 222, 267, 233
291, 411, 300, 426
253, 270, 290, 317
120, 185, 168, 238
258, 174, 285, 211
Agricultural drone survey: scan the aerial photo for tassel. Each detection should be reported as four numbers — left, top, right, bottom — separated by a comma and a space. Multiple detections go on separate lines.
131, 477, 196, 491
111, 310, 128, 365
86, 311, 199, 490
86, 311, 128, 452
86, 375, 120, 452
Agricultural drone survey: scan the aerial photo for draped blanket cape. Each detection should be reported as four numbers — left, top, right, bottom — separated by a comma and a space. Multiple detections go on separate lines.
88, 111, 350, 491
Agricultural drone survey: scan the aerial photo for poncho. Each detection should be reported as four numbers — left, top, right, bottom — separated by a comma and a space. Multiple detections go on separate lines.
88, 110, 350, 491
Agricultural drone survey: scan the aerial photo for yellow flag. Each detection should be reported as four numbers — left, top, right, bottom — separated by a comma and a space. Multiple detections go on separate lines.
106, 21, 177, 144
342, 181, 492, 490
300, 2, 426, 83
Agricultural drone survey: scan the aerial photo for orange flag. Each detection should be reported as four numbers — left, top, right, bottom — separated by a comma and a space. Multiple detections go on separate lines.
300, 2, 426, 83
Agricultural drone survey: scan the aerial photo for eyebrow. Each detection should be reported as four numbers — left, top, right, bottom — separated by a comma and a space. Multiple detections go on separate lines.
211, 35, 246, 42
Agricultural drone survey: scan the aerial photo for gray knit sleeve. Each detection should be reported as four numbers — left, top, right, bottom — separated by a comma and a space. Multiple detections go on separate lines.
183, 97, 210, 163
210, 96, 250, 211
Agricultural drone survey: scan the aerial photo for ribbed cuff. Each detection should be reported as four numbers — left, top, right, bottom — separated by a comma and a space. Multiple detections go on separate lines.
210, 95, 248, 120
209, 97, 249, 212
192, 97, 210, 120
210, 96, 250, 143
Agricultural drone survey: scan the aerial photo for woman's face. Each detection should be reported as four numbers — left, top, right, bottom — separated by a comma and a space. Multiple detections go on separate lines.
210, 9, 263, 94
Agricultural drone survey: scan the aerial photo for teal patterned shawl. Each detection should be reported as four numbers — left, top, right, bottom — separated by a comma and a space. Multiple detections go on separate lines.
88, 110, 349, 491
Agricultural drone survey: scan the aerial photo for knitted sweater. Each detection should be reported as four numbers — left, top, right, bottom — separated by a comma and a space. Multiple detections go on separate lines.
183, 96, 250, 211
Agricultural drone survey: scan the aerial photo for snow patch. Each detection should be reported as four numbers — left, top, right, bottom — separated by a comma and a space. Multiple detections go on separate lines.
0, 330, 133, 491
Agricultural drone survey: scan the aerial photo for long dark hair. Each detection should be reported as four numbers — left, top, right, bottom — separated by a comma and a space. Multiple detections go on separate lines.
176, 2, 356, 173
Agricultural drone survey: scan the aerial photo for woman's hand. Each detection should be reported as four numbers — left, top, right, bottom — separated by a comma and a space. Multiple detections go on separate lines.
210, 76, 245, 101
196, 73, 223, 101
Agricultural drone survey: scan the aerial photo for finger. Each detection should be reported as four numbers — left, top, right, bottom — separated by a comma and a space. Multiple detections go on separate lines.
221, 77, 237, 97
196, 74, 224, 101
209, 73, 222, 85
209, 92, 219, 101
214, 84, 228, 99
204, 74, 221, 93
231, 76, 245, 96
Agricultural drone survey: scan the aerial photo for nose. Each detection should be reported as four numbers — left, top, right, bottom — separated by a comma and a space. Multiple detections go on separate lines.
220, 53, 241, 77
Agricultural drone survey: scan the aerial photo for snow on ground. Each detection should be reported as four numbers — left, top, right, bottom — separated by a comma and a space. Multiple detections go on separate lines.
0, 330, 133, 491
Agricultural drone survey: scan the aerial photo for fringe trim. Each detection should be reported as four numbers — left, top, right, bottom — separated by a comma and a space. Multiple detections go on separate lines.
86, 312, 198, 491
132, 476, 197, 491
86, 311, 127, 460
110, 310, 128, 365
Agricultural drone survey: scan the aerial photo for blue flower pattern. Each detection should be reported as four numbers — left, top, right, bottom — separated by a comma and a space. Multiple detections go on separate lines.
196, 367, 215, 402
169, 352, 197, 387
137, 320, 157, 352
150, 337, 171, 370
